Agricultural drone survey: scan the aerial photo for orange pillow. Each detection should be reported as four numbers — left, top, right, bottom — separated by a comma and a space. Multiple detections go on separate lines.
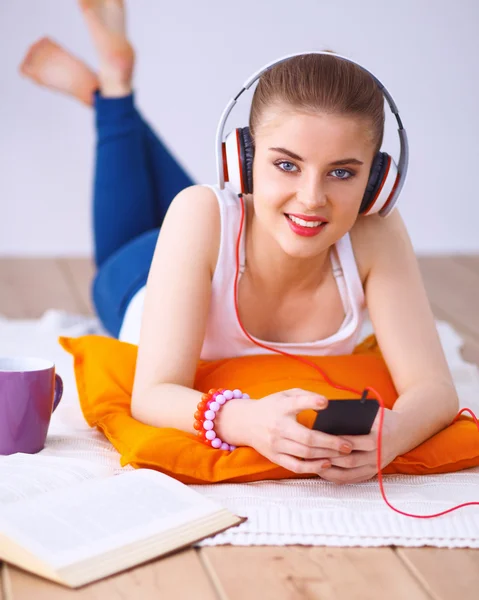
58, 334, 479, 484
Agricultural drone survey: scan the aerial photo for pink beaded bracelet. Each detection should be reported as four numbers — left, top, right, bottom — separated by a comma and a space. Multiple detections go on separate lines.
193, 388, 249, 451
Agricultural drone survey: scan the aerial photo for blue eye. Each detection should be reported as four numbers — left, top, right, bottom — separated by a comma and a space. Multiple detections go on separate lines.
331, 169, 354, 180
274, 162, 355, 179
275, 160, 299, 173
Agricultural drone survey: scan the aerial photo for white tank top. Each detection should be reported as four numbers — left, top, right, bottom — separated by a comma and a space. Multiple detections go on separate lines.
119, 184, 366, 358
199, 184, 366, 360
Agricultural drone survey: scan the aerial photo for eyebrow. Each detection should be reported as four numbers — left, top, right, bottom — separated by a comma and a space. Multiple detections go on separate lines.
268, 147, 364, 166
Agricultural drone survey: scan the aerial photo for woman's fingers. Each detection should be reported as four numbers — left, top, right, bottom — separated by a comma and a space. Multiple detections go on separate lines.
272, 451, 379, 481
329, 450, 377, 469
339, 433, 377, 452
281, 421, 353, 453
319, 463, 378, 485
277, 439, 344, 460
281, 388, 323, 398
273, 453, 333, 475
281, 389, 327, 409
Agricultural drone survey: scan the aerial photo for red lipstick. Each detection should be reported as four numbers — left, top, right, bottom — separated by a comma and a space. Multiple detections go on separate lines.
284, 214, 328, 237
287, 213, 329, 223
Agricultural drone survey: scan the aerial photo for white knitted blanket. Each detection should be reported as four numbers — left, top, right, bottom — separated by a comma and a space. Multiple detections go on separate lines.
1, 310, 479, 548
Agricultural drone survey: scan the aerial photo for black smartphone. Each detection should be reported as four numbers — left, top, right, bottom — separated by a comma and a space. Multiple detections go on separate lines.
312, 397, 380, 436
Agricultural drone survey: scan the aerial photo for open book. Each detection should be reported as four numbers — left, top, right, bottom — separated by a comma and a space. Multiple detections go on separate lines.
0, 454, 245, 588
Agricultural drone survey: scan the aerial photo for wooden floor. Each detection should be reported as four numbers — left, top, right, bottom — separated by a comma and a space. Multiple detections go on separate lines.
1, 256, 479, 600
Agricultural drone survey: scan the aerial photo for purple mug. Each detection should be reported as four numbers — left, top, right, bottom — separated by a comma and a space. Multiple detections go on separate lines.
0, 357, 63, 455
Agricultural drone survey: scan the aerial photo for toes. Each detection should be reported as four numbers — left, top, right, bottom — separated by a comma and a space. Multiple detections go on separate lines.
19, 37, 53, 74
78, 0, 96, 13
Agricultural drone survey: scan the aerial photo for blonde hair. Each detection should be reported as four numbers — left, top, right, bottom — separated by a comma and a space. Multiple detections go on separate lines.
249, 52, 385, 154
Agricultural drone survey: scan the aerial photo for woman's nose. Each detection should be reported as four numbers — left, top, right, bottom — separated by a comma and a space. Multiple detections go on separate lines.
300, 179, 327, 209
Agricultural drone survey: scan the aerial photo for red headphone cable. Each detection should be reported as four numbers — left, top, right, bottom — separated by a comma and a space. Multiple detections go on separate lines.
233, 194, 479, 519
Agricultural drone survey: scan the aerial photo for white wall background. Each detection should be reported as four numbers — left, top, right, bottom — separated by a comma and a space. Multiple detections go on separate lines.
1, 0, 478, 256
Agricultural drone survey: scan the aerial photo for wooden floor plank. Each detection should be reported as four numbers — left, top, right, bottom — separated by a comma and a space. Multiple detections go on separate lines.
451, 255, 479, 277
5, 550, 217, 600
417, 256, 479, 341
57, 258, 95, 316
425, 300, 479, 366
397, 547, 479, 600
2, 255, 479, 599
411, 257, 479, 598
0, 259, 82, 318
200, 546, 431, 600
418, 256, 479, 363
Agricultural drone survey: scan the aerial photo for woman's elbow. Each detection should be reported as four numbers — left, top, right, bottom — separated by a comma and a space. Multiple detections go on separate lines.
440, 381, 460, 423
130, 386, 150, 423
130, 397, 143, 422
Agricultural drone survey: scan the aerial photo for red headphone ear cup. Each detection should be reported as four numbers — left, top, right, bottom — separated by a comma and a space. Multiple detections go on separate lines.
361, 152, 399, 216
223, 127, 255, 195
360, 152, 388, 214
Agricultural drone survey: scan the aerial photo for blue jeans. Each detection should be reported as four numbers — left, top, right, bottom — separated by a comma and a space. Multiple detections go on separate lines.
91, 91, 194, 336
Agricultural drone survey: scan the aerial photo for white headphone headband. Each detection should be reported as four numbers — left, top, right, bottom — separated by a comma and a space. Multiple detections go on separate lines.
215, 50, 408, 217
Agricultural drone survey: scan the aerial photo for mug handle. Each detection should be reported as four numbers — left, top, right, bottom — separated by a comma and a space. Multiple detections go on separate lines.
52, 374, 64, 413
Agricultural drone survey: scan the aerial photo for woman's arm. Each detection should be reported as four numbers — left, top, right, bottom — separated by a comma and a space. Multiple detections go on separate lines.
129, 185, 401, 468
359, 209, 460, 456
322, 211, 461, 484
130, 184, 252, 445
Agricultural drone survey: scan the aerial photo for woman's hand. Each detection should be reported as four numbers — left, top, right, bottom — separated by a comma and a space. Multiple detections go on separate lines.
244, 389, 357, 475
319, 407, 405, 485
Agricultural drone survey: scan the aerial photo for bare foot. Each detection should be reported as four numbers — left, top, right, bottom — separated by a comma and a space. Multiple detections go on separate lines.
19, 37, 99, 106
79, 0, 135, 97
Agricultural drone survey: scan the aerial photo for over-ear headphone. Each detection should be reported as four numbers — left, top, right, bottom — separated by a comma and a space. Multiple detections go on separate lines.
216, 51, 409, 217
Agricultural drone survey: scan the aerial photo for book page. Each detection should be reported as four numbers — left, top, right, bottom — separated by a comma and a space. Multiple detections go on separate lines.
0, 454, 114, 506
0, 468, 231, 569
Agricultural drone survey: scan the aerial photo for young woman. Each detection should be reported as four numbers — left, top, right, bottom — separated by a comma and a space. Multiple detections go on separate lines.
20, 0, 459, 484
